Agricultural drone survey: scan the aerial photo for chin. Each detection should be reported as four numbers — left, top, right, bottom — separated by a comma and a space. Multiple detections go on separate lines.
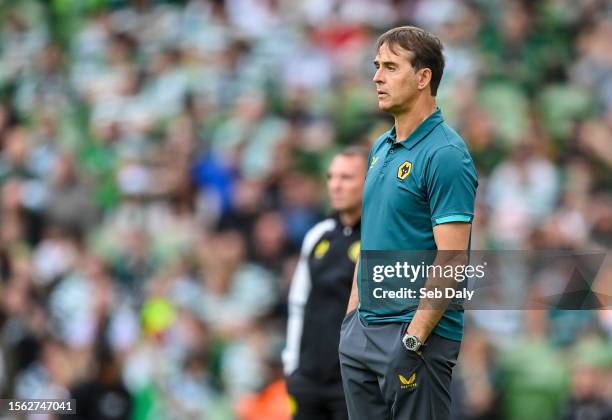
378, 101, 393, 112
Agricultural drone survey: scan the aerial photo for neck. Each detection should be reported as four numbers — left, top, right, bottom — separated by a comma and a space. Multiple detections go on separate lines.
394, 95, 437, 141
339, 208, 361, 227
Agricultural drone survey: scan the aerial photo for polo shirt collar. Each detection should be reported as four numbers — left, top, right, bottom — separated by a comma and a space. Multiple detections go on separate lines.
387, 107, 444, 150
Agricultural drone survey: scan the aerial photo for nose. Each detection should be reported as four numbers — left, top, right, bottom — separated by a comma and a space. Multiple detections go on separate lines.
328, 176, 342, 193
328, 178, 339, 192
373, 67, 383, 84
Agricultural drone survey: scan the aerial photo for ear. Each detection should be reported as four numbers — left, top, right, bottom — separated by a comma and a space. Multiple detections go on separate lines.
418, 68, 432, 92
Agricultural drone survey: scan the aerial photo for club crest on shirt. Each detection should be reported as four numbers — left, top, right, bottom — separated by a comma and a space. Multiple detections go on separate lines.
348, 241, 360, 263
314, 239, 330, 259
397, 161, 412, 180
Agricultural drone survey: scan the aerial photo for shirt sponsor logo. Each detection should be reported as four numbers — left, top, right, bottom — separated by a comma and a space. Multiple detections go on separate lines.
314, 240, 330, 259
370, 156, 379, 168
348, 241, 360, 263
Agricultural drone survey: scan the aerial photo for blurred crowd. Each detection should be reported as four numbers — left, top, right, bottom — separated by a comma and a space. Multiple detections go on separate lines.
0, 0, 611, 419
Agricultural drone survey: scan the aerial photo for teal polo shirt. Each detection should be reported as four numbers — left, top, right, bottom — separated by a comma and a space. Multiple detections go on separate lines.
358, 107, 478, 341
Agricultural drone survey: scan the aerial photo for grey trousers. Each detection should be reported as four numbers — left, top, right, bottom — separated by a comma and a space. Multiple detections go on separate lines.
338, 310, 460, 420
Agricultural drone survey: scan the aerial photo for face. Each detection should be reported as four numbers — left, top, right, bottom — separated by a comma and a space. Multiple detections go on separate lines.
373, 43, 431, 114
327, 154, 366, 213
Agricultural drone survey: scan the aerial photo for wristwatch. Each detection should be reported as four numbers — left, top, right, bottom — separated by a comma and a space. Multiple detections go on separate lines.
401, 333, 425, 353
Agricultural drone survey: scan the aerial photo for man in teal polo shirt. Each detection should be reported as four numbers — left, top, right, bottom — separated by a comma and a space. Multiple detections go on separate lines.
339, 26, 478, 419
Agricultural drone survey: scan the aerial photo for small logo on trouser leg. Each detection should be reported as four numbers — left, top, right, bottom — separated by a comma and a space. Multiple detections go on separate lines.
288, 395, 298, 415
398, 373, 417, 390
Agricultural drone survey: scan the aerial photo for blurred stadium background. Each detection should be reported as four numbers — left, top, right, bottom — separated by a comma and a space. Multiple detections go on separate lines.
0, 0, 610, 419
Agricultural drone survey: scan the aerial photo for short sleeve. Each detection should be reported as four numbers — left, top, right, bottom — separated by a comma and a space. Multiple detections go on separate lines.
426, 145, 478, 226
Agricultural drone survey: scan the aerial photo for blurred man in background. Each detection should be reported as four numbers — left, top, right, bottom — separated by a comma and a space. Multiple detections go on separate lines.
283, 147, 367, 420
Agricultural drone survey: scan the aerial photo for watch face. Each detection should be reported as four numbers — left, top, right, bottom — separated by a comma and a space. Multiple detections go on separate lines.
403, 334, 418, 351
406, 336, 417, 350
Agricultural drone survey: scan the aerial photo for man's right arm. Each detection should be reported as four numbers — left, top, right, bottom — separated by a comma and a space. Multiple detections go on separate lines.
346, 256, 359, 314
